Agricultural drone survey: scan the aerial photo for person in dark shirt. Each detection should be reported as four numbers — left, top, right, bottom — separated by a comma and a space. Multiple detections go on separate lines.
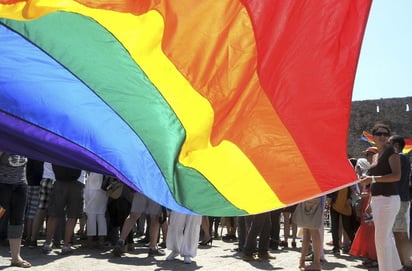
390, 135, 412, 270
41, 164, 83, 255
24, 159, 43, 246
0, 151, 31, 268
359, 123, 402, 271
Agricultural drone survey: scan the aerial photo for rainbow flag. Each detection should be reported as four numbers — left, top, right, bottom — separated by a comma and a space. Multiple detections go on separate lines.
405, 140, 412, 154
362, 131, 412, 154
361, 131, 376, 146
0, 0, 371, 215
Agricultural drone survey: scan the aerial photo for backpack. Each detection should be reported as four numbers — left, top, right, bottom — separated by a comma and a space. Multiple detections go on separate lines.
101, 176, 124, 199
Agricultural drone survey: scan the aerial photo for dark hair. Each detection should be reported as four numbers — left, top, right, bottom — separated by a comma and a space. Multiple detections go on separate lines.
390, 135, 405, 151
371, 123, 391, 135
349, 158, 357, 168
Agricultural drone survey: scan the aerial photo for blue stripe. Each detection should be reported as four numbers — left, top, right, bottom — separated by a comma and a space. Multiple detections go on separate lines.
0, 24, 194, 214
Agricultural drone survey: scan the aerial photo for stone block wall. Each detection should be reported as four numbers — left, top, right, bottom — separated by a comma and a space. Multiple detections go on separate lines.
348, 96, 412, 158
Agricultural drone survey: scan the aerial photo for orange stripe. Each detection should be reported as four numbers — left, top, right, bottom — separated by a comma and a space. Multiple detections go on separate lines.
2, 0, 322, 204
157, 1, 321, 203
73, 0, 322, 203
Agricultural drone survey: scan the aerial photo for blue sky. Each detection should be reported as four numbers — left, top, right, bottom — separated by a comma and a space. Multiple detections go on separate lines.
352, 0, 412, 101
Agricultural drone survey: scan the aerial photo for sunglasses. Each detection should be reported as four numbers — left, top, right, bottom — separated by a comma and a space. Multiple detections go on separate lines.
373, 132, 390, 137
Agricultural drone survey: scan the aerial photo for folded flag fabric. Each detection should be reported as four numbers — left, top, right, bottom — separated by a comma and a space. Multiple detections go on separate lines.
405, 140, 412, 154
0, 0, 371, 215
361, 131, 376, 146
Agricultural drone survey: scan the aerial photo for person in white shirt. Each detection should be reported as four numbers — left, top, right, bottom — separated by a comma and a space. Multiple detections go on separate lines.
83, 172, 108, 248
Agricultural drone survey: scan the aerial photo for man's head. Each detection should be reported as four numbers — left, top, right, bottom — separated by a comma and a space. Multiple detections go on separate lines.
389, 135, 405, 153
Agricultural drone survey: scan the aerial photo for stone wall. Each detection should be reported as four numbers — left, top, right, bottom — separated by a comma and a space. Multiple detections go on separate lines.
348, 96, 412, 158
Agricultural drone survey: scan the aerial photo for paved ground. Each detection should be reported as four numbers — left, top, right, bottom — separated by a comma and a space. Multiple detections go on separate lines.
0, 226, 378, 271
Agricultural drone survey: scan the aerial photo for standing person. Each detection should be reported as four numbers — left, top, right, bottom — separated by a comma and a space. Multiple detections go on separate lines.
281, 205, 298, 248
293, 196, 325, 271
221, 217, 237, 241
359, 123, 402, 271
268, 209, 282, 250
199, 216, 212, 246
166, 211, 202, 264
350, 147, 378, 268
237, 215, 253, 252
159, 208, 168, 248
23, 159, 43, 246
208, 216, 221, 240
328, 186, 355, 255
112, 191, 165, 257
0, 151, 31, 268
242, 211, 276, 261
106, 180, 133, 247
26, 162, 55, 248
42, 164, 84, 255
83, 172, 108, 249
390, 135, 412, 270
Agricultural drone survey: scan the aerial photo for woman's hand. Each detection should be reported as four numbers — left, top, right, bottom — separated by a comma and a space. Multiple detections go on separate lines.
359, 175, 372, 185
360, 192, 370, 198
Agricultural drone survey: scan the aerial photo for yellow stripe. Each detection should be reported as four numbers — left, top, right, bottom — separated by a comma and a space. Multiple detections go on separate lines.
0, 0, 284, 213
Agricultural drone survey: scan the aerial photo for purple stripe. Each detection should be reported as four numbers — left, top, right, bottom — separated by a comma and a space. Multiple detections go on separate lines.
0, 112, 117, 179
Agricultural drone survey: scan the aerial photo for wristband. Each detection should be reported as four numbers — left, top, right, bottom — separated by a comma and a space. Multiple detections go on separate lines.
371, 176, 376, 183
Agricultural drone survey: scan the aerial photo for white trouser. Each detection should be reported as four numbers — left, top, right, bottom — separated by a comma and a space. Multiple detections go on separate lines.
86, 213, 107, 236
166, 212, 202, 257
371, 195, 402, 271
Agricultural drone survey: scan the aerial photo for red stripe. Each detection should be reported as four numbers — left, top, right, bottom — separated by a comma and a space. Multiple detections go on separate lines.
243, 0, 372, 190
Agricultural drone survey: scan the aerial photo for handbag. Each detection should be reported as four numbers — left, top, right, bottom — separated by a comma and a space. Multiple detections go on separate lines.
101, 175, 124, 199
292, 197, 323, 229
332, 188, 352, 216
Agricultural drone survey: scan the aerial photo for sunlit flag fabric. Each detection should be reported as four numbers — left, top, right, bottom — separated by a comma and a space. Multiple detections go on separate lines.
361, 131, 375, 146
0, 0, 372, 216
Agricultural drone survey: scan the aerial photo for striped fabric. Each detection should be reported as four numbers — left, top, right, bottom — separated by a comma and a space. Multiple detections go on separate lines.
0, 0, 371, 215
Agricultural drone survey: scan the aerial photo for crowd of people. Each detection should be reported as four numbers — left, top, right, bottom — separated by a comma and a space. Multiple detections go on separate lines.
0, 122, 411, 271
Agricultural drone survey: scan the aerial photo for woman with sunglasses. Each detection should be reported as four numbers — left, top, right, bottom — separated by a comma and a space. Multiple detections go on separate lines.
360, 123, 402, 271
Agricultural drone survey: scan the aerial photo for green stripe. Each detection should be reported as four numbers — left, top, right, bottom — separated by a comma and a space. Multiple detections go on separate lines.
1, 12, 246, 215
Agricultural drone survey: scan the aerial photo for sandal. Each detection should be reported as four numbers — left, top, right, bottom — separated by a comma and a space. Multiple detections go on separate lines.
11, 259, 32, 268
